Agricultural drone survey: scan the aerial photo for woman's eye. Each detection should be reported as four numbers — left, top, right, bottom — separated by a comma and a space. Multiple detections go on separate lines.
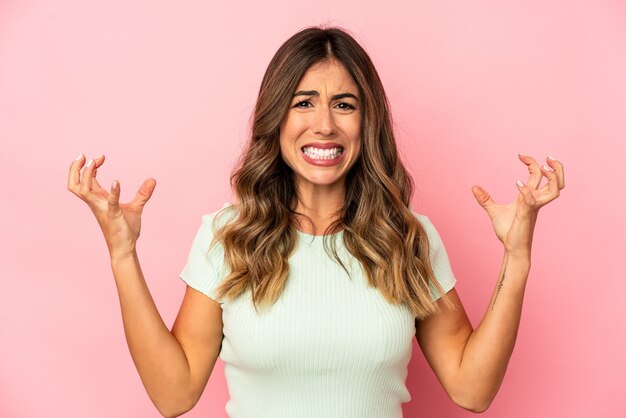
294, 100, 311, 108
335, 102, 356, 111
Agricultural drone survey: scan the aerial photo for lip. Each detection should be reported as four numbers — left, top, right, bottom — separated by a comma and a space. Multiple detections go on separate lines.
301, 142, 343, 150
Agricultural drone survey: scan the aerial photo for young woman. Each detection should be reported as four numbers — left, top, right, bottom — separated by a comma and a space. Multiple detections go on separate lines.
67, 27, 565, 418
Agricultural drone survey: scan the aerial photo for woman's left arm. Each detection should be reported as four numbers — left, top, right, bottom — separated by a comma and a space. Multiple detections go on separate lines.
415, 154, 565, 412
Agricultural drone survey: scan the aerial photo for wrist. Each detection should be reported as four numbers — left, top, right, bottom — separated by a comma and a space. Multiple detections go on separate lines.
504, 247, 531, 262
110, 249, 138, 266
504, 250, 532, 270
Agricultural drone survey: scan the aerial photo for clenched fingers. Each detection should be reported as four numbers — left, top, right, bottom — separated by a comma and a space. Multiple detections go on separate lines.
68, 154, 106, 199
518, 154, 542, 189
515, 180, 537, 208
92, 154, 105, 174
545, 156, 565, 189
79, 158, 98, 197
67, 154, 86, 195
537, 165, 560, 205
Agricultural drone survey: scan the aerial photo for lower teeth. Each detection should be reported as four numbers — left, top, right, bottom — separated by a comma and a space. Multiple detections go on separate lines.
309, 155, 337, 160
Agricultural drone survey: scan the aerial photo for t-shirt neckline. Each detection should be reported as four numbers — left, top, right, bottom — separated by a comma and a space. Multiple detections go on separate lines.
296, 229, 344, 238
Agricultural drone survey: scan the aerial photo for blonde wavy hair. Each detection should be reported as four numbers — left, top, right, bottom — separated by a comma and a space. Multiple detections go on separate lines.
210, 26, 452, 319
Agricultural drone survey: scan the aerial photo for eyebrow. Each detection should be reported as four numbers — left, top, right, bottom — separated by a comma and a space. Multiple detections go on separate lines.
292, 90, 359, 101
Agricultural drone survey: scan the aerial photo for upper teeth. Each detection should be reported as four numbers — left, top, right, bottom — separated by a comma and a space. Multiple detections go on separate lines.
302, 146, 343, 158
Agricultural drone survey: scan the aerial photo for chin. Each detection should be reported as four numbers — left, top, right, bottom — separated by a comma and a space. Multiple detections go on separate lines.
300, 174, 345, 187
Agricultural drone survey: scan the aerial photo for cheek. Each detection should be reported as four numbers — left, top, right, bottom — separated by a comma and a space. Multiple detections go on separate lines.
278, 120, 293, 157
345, 117, 362, 146
278, 134, 296, 170
280, 113, 307, 140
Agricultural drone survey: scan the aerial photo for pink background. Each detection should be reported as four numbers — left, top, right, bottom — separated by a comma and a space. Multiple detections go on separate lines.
1, 1, 624, 417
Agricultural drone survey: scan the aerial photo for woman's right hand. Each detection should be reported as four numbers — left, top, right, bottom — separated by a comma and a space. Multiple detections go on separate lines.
67, 154, 157, 259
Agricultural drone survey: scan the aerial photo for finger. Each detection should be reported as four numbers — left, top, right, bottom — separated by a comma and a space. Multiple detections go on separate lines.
518, 154, 542, 189
78, 158, 97, 197
546, 155, 565, 189
130, 178, 157, 211
516, 179, 537, 209
67, 154, 85, 195
471, 185, 497, 216
90, 154, 108, 192
108, 180, 123, 219
92, 154, 105, 179
537, 165, 560, 205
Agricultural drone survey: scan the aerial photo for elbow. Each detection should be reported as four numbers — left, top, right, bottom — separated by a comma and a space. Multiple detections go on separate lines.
155, 403, 193, 418
450, 390, 494, 413
152, 393, 199, 418
155, 403, 191, 418
460, 401, 492, 414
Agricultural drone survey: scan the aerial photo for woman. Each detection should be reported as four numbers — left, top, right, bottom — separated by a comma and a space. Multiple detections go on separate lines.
67, 27, 565, 417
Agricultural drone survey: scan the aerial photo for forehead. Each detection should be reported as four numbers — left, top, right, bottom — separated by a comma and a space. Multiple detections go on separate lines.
295, 60, 359, 92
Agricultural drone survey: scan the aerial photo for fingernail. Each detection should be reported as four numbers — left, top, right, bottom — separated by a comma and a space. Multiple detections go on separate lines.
542, 164, 552, 171
95, 154, 104, 159
548, 155, 556, 161
75, 154, 83, 161
86, 159, 94, 168
516, 180, 525, 187
112, 180, 118, 189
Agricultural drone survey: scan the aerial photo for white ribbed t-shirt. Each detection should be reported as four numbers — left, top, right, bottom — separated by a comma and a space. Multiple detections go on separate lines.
179, 202, 456, 418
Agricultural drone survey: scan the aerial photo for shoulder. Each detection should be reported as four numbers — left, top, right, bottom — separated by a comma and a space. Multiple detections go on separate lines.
198, 202, 239, 234
185, 202, 238, 258
408, 207, 441, 243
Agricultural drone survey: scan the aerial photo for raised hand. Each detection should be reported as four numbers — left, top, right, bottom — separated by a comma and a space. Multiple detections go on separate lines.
67, 154, 157, 259
471, 154, 565, 256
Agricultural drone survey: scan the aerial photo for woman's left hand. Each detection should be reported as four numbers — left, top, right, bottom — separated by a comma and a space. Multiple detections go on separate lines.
471, 154, 565, 257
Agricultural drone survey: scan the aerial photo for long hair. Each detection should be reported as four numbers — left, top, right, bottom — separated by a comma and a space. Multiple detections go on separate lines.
210, 26, 453, 319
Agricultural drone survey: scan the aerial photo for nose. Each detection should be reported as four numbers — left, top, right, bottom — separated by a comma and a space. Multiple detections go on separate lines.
312, 107, 337, 137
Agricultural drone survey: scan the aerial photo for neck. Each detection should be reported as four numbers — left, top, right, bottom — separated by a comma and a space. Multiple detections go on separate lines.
293, 182, 345, 235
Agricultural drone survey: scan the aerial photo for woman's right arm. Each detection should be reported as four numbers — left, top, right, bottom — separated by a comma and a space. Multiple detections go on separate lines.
68, 155, 222, 417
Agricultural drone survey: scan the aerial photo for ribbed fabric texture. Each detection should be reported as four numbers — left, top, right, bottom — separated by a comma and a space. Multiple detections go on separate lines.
179, 202, 456, 418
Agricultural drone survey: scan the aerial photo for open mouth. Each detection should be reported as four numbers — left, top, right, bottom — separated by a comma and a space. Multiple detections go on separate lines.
300, 146, 344, 160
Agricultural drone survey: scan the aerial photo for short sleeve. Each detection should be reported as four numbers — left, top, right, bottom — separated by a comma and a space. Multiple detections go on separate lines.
179, 203, 234, 303
414, 213, 457, 302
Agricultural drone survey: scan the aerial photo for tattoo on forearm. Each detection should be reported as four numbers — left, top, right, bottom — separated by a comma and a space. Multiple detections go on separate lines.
491, 266, 506, 311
